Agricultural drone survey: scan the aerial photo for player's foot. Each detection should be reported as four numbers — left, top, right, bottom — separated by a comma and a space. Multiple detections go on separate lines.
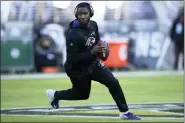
119, 112, 141, 120
46, 89, 59, 109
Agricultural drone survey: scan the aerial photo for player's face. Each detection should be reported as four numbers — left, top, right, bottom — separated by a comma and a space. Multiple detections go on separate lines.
77, 7, 90, 25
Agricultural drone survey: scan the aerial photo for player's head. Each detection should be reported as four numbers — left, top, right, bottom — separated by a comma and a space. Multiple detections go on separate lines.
74, 2, 94, 25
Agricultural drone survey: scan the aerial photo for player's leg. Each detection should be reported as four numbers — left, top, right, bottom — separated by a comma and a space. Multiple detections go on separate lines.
90, 62, 128, 112
46, 75, 91, 109
56, 76, 92, 100
181, 45, 184, 69
90, 62, 141, 120
182, 52, 184, 69
174, 44, 180, 70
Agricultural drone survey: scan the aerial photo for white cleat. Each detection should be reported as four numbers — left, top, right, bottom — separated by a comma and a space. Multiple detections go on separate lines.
46, 89, 59, 109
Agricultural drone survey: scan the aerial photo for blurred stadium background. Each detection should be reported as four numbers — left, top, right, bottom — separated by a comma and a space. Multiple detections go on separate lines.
1, 1, 184, 73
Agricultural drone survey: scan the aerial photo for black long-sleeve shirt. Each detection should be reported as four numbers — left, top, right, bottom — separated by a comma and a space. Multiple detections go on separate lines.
64, 19, 100, 78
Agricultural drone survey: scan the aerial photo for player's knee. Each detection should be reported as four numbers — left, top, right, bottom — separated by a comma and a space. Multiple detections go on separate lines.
77, 90, 90, 100
80, 93, 90, 100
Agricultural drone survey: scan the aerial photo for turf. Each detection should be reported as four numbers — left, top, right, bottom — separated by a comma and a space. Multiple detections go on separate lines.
1, 116, 184, 122
1, 74, 184, 122
1, 75, 183, 108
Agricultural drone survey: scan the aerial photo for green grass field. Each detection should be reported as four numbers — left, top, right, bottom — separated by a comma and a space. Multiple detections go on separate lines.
1, 73, 184, 122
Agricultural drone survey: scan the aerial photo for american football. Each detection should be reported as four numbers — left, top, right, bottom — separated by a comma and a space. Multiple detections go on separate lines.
97, 40, 110, 61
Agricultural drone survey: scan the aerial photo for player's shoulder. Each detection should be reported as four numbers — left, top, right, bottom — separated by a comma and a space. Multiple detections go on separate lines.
90, 20, 98, 27
67, 19, 82, 33
90, 20, 97, 24
89, 20, 99, 31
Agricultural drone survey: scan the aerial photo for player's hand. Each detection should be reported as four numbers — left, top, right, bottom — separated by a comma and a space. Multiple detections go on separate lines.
99, 46, 106, 53
98, 41, 107, 53
91, 45, 106, 55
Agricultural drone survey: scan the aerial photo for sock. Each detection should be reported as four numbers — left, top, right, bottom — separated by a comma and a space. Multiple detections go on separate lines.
54, 91, 58, 99
121, 111, 129, 114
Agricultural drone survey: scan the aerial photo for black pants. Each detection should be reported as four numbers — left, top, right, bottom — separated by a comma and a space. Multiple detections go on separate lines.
55, 62, 129, 112
174, 43, 184, 70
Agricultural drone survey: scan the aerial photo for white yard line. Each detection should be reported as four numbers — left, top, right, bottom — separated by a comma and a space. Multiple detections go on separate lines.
1, 71, 183, 80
